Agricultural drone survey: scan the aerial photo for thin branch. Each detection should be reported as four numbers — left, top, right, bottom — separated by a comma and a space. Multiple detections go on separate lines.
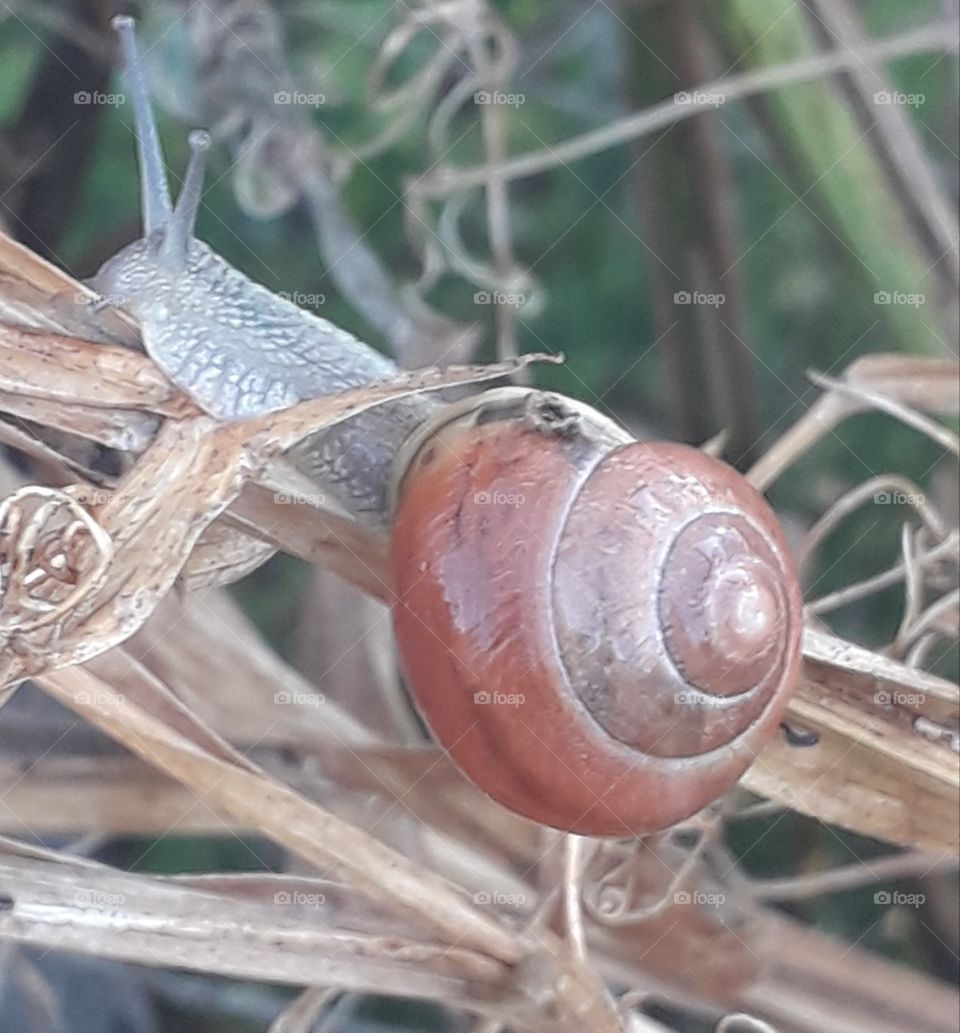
749, 850, 959, 902
807, 370, 960, 457
413, 21, 957, 196
808, 532, 958, 616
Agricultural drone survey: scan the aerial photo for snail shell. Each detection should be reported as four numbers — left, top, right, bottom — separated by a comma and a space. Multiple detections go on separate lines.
390, 389, 802, 836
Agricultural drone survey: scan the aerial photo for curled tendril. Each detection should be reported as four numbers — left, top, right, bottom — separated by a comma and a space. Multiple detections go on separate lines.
361, 0, 542, 311
581, 843, 638, 925
0, 486, 114, 637
582, 814, 726, 926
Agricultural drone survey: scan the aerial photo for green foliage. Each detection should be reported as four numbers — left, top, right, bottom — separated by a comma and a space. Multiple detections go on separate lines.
719, 0, 945, 353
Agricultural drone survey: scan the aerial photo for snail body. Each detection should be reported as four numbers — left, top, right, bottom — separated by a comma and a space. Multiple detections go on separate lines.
95, 17, 396, 423
391, 390, 803, 836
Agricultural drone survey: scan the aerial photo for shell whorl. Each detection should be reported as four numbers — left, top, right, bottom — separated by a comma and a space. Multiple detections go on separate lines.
553, 442, 802, 761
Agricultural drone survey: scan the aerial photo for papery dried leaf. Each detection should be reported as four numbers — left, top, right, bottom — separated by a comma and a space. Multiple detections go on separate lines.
1, 485, 115, 642
749, 354, 960, 489
0, 232, 138, 347
743, 633, 960, 853
127, 588, 377, 748
1, 354, 553, 687
85, 650, 258, 771
804, 627, 959, 722
0, 755, 231, 836
809, 370, 958, 456
1, 418, 245, 687
0, 852, 503, 998
296, 565, 413, 741
844, 354, 960, 414
0, 324, 188, 416
180, 519, 277, 590
226, 478, 391, 601
0, 391, 159, 452
36, 664, 523, 965
0, 421, 85, 481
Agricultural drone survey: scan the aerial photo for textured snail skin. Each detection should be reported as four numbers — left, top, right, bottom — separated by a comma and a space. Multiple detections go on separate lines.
390, 399, 803, 837
98, 16, 427, 524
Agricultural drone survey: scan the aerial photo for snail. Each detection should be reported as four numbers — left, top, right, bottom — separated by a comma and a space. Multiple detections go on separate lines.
94, 16, 396, 421
94, 16, 424, 517
390, 390, 803, 836
94, 19, 803, 837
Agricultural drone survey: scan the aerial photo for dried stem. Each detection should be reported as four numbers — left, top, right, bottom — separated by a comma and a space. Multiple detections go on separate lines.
413, 21, 957, 196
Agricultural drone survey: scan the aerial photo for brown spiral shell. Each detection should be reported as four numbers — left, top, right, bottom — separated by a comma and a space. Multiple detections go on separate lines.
390, 389, 802, 836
